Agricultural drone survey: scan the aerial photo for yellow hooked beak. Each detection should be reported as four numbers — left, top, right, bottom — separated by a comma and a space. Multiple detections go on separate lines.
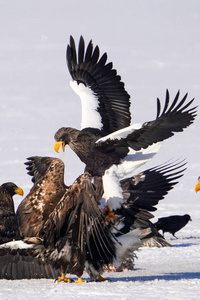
15, 187, 24, 196
54, 141, 65, 153
195, 182, 200, 193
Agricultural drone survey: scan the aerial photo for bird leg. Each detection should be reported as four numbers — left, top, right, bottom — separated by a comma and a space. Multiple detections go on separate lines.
56, 273, 73, 283
96, 274, 109, 282
74, 277, 85, 283
173, 234, 178, 239
103, 206, 118, 223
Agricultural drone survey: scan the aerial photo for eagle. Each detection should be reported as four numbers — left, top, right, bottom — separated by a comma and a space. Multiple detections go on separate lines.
0, 180, 59, 279
0, 157, 186, 282
54, 36, 197, 210
154, 214, 192, 238
17, 156, 67, 238
0, 182, 23, 244
85, 159, 186, 280
1, 158, 115, 283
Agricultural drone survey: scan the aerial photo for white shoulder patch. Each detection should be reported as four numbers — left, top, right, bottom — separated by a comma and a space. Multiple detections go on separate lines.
96, 123, 142, 143
70, 80, 102, 130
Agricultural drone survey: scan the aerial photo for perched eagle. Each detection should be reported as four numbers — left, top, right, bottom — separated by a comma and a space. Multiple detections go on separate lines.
0, 180, 59, 280
54, 36, 197, 210
0, 182, 23, 244
154, 214, 192, 238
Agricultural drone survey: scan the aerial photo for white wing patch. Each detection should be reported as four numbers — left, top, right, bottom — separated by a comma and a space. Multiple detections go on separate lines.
0, 240, 33, 250
114, 228, 142, 262
96, 123, 142, 144
100, 143, 161, 210
70, 80, 102, 130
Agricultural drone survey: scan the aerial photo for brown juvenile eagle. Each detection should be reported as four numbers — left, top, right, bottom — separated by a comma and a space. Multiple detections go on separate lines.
17, 156, 67, 238
4, 158, 115, 283
0, 180, 59, 279
54, 36, 197, 211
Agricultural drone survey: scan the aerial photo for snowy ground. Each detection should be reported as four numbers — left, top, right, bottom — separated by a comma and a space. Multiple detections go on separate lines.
0, 1, 200, 299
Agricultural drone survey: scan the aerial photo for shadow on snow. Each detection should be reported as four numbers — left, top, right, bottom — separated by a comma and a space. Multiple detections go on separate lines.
107, 272, 200, 283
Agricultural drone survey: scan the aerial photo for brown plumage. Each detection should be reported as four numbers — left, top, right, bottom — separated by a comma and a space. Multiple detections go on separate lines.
3, 157, 114, 282
31, 172, 115, 282
0, 179, 59, 280
17, 156, 67, 238
0, 182, 23, 244
0, 158, 67, 280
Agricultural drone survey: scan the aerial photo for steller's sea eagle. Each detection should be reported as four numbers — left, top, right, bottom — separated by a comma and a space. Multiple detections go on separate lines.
54, 36, 197, 210
85, 160, 186, 280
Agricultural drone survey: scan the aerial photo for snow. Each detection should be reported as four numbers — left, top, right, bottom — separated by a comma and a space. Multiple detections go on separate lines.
0, 0, 200, 299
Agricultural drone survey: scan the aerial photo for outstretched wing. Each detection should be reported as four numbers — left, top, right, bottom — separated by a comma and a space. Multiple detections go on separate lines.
97, 90, 197, 151
24, 156, 63, 183
0, 240, 60, 279
116, 160, 186, 234
42, 173, 115, 262
66, 35, 131, 134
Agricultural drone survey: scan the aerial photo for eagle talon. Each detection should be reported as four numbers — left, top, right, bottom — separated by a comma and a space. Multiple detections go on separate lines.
56, 273, 74, 283
75, 276, 85, 283
96, 274, 109, 282
103, 206, 118, 223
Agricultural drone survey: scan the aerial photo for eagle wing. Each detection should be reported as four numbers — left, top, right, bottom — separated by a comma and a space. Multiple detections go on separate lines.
66, 35, 131, 134
96, 90, 197, 151
116, 160, 186, 234
42, 172, 115, 262
0, 240, 60, 279
17, 157, 66, 238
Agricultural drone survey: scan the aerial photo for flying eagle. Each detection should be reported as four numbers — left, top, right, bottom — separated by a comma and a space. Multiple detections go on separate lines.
54, 36, 197, 210
0, 182, 23, 244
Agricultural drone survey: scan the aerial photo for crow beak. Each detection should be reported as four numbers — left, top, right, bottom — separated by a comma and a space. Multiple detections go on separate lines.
54, 141, 65, 153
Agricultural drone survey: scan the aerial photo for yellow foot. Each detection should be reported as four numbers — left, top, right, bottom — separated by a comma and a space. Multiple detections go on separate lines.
103, 206, 118, 223
75, 276, 85, 283
56, 273, 73, 283
97, 274, 108, 282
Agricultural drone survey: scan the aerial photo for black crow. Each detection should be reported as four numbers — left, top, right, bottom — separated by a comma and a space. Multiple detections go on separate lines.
154, 214, 192, 238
